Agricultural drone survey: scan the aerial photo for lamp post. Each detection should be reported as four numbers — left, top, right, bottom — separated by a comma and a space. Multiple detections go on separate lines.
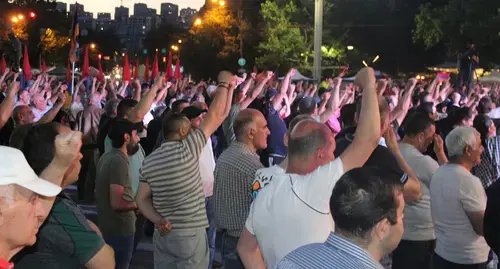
313, 0, 324, 80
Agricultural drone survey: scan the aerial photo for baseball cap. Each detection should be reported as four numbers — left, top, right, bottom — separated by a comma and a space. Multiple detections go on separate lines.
182, 106, 208, 120
299, 96, 318, 114
265, 89, 278, 100
108, 118, 143, 140
0, 146, 61, 197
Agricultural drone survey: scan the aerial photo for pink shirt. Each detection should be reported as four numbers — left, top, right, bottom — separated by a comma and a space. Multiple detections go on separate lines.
326, 110, 341, 136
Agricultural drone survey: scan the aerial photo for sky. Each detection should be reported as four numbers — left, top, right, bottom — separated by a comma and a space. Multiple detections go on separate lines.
59, 0, 205, 17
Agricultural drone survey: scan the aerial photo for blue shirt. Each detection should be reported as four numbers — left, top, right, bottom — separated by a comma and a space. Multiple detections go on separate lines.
265, 103, 288, 156
277, 232, 383, 269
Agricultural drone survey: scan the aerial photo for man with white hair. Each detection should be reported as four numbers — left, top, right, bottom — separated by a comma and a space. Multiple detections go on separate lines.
430, 126, 489, 268
0, 131, 83, 266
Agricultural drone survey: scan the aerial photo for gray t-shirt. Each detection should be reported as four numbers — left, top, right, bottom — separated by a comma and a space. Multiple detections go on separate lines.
399, 143, 439, 241
222, 104, 241, 146
430, 163, 489, 264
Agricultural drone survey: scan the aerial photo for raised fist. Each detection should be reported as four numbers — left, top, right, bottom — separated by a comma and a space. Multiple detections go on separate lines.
354, 67, 376, 90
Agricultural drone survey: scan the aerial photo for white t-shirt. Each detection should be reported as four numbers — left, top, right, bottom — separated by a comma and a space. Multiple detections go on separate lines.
70, 102, 84, 121
252, 165, 285, 200
32, 104, 53, 122
430, 163, 489, 264
245, 158, 344, 269
199, 141, 215, 197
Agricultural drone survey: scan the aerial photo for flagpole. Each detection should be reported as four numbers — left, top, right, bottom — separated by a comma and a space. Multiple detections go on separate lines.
71, 61, 75, 95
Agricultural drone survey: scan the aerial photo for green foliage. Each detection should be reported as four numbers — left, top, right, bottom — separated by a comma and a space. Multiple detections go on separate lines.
256, 0, 306, 71
413, 0, 500, 63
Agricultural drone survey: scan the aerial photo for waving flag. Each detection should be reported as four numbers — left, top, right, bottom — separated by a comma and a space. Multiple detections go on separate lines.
144, 57, 150, 82
81, 45, 89, 78
23, 45, 32, 81
69, 3, 80, 63
133, 60, 139, 79
0, 55, 6, 74
151, 52, 159, 80
165, 51, 173, 80
174, 58, 181, 79
123, 53, 131, 81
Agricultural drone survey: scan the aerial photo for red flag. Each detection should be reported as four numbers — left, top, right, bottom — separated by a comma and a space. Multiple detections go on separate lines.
253, 66, 257, 73
151, 53, 159, 80
97, 58, 104, 82
41, 59, 47, 73
144, 57, 150, 82
174, 58, 181, 79
133, 60, 139, 79
0, 55, 6, 74
66, 60, 71, 82
81, 45, 90, 78
165, 51, 173, 80
123, 53, 131, 81
23, 45, 32, 81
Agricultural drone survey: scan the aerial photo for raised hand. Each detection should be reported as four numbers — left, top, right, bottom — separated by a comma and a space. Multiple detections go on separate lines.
433, 134, 444, 155
54, 131, 83, 169
355, 67, 376, 91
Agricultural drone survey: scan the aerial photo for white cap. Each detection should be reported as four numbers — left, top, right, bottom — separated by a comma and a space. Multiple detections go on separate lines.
207, 85, 217, 96
0, 146, 62, 197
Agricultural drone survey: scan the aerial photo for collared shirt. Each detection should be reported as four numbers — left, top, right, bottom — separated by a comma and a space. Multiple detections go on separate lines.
0, 258, 13, 269
472, 136, 500, 189
213, 141, 263, 237
277, 232, 383, 269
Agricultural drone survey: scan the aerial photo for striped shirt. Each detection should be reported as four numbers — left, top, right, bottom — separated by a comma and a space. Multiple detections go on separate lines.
277, 232, 383, 269
140, 128, 208, 230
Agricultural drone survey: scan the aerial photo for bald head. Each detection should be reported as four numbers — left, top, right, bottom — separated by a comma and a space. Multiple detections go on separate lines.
162, 113, 191, 140
233, 109, 263, 141
288, 119, 333, 159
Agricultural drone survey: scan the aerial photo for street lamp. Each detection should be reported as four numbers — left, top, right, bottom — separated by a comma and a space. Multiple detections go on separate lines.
194, 18, 202, 26
29, 12, 36, 19
347, 45, 354, 51
11, 16, 19, 23
17, 14, 24, 20
219, 0, 225, 6
90, 43, 96, 50
178, 39, 182, 44
211, 0, 218, 2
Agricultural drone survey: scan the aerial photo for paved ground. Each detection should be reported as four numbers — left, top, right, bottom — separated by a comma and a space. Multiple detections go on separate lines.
65, 185, 223, 269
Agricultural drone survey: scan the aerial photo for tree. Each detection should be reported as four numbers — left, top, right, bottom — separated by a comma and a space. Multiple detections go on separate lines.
414, 0, 500, 66
256, 0, 306, 72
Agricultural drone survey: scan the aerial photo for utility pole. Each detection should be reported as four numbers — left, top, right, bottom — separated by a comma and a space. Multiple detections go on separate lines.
313, 0, 323, 80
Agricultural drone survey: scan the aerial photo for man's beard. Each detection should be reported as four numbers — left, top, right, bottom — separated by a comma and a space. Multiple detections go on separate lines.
127, 142, 140, 155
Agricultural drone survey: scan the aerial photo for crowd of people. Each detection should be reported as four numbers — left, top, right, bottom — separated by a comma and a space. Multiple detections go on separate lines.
0, 63, 500, 269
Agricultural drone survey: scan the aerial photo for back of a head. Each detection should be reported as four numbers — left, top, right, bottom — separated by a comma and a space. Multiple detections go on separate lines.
12, 105, 28, 123
448, 107, 473, 126
162, 113, 189, 139
117, 99, 139, 118
340, 103, 357, 128
477, 97, 493, 115
20, 123, 60, 175
403, 112, 435, 138
288, 114, 312, 134
473, 114, 492, 146
417, 102, 434, 116
287, 119, 330, 159
172, 100, 190, 114
445, 126, 477, 159
298, 97, 316, 115
330, 167, 403, 240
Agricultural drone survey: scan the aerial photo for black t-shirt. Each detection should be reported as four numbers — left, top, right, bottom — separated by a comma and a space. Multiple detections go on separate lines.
334, 130, 408, 185
0, 118, 14, 146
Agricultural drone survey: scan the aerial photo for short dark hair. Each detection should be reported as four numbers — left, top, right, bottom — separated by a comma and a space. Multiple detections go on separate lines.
403, 112, 435, 138
171, 100, 190, 114
477, 97, 493, 115
117, 99, 138, 118
331, 167, 403, 241
340, 103, 356, 128
448, 107, 473, 126
19, 123, 61, 175
162, 113, 189, 139
417, 102, 434, 116
108, 119, 140, 148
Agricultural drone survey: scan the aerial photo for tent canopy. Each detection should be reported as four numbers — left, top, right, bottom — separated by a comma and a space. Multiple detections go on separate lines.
479, 71, 500, 83
278, 70, 314, 81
